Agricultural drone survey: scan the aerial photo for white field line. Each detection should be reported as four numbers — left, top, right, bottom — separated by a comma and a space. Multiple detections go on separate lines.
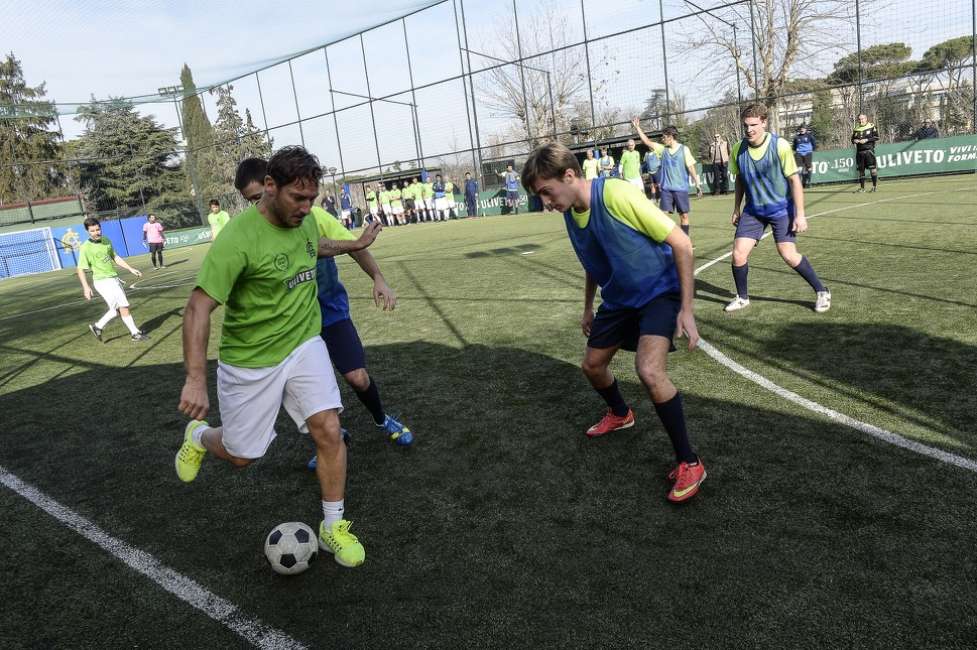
694, 189, 977, 473
0, 466, 306, 650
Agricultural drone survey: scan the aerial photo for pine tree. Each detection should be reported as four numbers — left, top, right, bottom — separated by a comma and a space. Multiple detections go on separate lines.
74, 98, 184, 216
0, 52, 64, 204
179, 64, 217, 216
207, 85, 271, 212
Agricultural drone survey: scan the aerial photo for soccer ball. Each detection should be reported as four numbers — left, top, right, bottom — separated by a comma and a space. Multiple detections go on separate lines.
264, 522, 318, 575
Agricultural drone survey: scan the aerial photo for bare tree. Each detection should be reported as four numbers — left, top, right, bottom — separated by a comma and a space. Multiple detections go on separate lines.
684, 0, 859, 132
476, 2, 612, 148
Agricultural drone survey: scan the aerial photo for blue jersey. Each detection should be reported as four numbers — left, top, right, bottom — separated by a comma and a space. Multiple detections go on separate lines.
464, 178, 478, 198
737, 134, 793, 218
643, 151, 661, 173
792, 133, 816, 156
433, 181, 445, 198
660, 144, 690, 192
315, 257, 350, 328
564, 177, 679, 310
504, 171, 519, 191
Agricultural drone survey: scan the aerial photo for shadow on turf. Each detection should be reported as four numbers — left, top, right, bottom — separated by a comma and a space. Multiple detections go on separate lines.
695, 278, 813, 310
4, 341, 977, 646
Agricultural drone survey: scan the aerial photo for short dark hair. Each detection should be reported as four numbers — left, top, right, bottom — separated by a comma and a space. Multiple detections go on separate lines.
662, 125, 679, 139
266, 146, 323, 189
521, 142, 582, 192
740, 103, 769, 121
209, 199, 220, 207
83, 217, 100, 229
235, 157, 268, 191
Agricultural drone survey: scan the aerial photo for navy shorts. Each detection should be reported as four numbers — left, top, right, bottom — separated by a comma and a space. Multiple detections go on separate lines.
735, 211, 796, 244
588, 293, 680, 353
650, 169, 662, 186
659, 189, 690, 214
507, 190, 520, 203
321, 318, 367, 375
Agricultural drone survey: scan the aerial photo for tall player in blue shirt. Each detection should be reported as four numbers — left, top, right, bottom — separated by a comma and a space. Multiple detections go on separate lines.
791, 126, 817, 188
522, 142, 707, 503
725, 105, 831, 314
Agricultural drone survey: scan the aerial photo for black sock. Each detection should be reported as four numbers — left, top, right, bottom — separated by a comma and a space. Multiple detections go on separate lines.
653, 392, 697, 464
792, 256, 825, 292
595, 379, 629, 417
859, 175, 865, 189
354, 379, 386, 425
732, 263, 749, 299
871, 174, 878, 188
681, 224, 690, 236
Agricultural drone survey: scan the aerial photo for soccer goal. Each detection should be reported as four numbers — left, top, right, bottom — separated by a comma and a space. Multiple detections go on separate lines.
0, 227, 61, 279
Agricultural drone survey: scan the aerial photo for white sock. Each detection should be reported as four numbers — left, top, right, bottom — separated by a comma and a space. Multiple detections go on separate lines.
322, 500, 345, 528
120, 314, 140, 335
95, 309, 117, 329
191, 424, 210, 446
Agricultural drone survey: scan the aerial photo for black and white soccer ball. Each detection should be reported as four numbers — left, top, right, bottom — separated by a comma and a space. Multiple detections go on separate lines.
264, 522, 317, 575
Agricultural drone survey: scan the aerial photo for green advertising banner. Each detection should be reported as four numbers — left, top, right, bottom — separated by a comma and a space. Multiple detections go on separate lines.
699, 135, 977, 191
164, 226, 212, 248
472, 188, 528, 216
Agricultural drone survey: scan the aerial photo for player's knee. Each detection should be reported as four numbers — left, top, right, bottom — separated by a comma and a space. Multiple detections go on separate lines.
307, 411, 343, 447
228, 455, 254, 468
344, 368, 370, 391
636, 362, 667, 391
581, 357, 606, 379
732, 249, 750, 266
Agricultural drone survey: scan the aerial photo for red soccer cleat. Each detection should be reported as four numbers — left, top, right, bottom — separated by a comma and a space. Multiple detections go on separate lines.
667, 460, 706, 502
586, 408, 635, 438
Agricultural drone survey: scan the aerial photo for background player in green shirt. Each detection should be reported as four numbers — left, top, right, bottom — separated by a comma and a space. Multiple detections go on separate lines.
207, 199, 230, 240
365, 184, 379, 224
618, 139, 642, 190
176, 146, 381, 568
76, 216, 148, 342
582, 149, 600, 180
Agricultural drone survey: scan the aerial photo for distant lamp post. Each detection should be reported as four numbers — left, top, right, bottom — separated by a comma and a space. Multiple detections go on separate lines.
327, 166, 338, 200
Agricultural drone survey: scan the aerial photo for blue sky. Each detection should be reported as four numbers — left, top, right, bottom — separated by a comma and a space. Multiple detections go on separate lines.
3, 0, 969, 172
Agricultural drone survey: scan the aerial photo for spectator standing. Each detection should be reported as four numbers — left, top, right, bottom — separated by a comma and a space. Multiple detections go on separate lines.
709, 133, 731, 195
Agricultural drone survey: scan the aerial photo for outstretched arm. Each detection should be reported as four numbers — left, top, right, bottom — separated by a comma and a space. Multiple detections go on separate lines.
631, 117, 656, 149
179, 288, 219, 420
318, 221, 381, 257
349, 248, 396, 311
113, 254, 142, 277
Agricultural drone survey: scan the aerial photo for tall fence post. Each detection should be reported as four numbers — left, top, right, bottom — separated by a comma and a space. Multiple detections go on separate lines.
658, 0, 671, 122
453, 0, 482, 185
855, 0, 864, 115
403, 18, 426, 169
580, 0, 597, 133
749, 0, 759, 99
359, 34, 384, 185
323, 47, 348, 180
972, 0, 976, 133
287, 60, 306, 147
459, 0, 486, 188
512, 0, 534, 148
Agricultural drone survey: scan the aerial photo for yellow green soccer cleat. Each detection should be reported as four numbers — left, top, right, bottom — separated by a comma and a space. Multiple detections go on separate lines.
318, 520, 366, 568
175, 420, 208, 483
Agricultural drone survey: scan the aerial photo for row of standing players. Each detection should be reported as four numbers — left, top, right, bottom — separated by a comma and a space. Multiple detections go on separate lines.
166, 103, 843, 569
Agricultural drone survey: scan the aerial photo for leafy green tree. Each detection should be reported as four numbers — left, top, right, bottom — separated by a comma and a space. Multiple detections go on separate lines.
0, 52, 64, 203
74, 98, 184, 217
180, 64, 218, 216
207, 85, 272, 213
917, 36, 975, 133
828, 43, 915, 85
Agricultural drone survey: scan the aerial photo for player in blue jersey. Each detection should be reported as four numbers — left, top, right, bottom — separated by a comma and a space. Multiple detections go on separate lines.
521, 142, 707, 503
498, 164, 521, 214
632, 118, 702, 239
725, 105, 831, 314
791, 126, 817, 188
234, 158, 415, 460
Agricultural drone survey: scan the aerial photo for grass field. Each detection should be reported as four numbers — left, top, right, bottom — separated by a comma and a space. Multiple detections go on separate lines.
2, 174, 976, 648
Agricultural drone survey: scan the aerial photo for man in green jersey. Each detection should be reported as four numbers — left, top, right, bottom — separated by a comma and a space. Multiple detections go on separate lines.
444, 177, 457, 219
176, 146, 381, 568
365, 184, 379, 224
421, 176, 435, 222
379, 185, 392, 226
599, 147, 615, 178
618, 139, 642, 190
76, 216, 148, 342
582, 149, 600, 180
207, 199, 230, 240
390, 183, 404, 225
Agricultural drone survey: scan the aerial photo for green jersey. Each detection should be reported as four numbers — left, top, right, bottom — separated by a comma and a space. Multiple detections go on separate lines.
380, 190, 390, 205
620, 150, 641, 180
195, 205, 320, 368
78, 237, 118, 280
366, 190, 377, 207
390, 189, 403, 207
444, 181, 454, 194
208, 210, 230, 239
422, 182, 434, 199
409, 183, 422, 200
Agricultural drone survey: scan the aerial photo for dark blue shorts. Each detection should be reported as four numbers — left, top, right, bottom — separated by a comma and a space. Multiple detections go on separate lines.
650, 169, 662, 186
321, 318, 366, 375
735, 211, 796, 244
659, 189, 690, 214
507, 190, 520, 203
588, 293, 680, 353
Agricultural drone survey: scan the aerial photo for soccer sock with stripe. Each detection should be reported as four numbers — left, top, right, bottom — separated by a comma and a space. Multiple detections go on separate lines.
653, 392, 697, 464
732, 263, 749, 299
95, 309, 117, 329
871, 172, 878, 188
322, 500, 345, 528
791, 256, 826, 292
120, 314, 140, 335
681, 224, 690, 236
595, 379, 630, 417
859, 173, 865, 189
354, 379, 386, 426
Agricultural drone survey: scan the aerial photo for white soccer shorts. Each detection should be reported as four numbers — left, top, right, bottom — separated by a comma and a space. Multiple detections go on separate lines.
424, 198, 435, 210
93, 277, 130, 310
434, 197, 448, 211
392, 206, 404, 215
381, 204, 391, 214
216, 336, 342, 459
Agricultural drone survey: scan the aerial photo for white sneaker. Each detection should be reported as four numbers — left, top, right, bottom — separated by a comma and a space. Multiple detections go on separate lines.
815, 290, 832, 313
724, 296, 750, 312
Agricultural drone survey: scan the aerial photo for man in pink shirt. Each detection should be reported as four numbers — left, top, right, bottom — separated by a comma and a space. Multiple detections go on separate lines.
143, 213, 166, 269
